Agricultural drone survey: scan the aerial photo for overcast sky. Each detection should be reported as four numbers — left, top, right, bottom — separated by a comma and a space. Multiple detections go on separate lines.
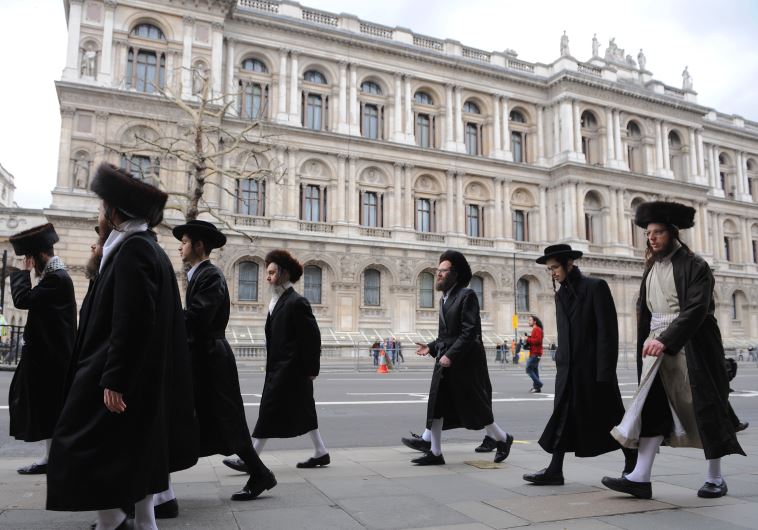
1, 0, 757, 209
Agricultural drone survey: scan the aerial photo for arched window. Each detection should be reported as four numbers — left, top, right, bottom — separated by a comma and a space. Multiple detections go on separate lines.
303, 70, 327, 84
364, 269, 381, 306
668, 130, 686, 180
470, 275, 484, 309
414, 91, 433, 105
419, 272, 434, 308
126, 23, 166, 93
304, 265, 322, 305
240, 82, 267, 119
626, 121, 643, 173
516, 278, 530, 312
509, 110, 526, 123
465, 122, 479, 155
414, 91, 436, 148
584, 192, 603, 243
580, 111, 600, 164
130, 23, 165, 40
302, 71, 329, 130
242, 58, 268, 73
236, 179, 266, 216
463, 101, 480, 114
361, 81, 382, 95
120, 154, 157, 182
238, 262, 259, 301
510, 110, 527, 163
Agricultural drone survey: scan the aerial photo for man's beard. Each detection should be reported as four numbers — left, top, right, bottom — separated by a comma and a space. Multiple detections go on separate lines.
651, 239, 677, 258
85, 254, 101, 279
436, 274, 457, 292
269, 279, 287, 296
98, 217, 113, 242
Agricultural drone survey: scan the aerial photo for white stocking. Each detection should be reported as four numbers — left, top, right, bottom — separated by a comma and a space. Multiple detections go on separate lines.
308, 429, 328, 457
253, 437, 268, 454
95, 508, 126, 530
36, 439, 52, 466
706, 458, 723, 485
484, 422, 509, 442
134, 494, 157, 530
430, 418, 443, 456
421, 429, 431, 442
625, 435, 662, 483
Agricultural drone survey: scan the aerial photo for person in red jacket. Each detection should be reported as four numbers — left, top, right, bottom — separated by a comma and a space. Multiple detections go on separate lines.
525, 316, 544, 393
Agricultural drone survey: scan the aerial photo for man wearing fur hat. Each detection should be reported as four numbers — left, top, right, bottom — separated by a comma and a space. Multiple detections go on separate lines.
603, 201, 745, 500
46, 163, 198, 530
235, 249, 329, 468
7, 223, 76, 475
412, 250, 513, 465
154, 220, 275, 508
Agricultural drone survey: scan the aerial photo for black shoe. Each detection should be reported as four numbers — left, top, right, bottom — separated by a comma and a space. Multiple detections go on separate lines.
17, 462, 47, 475
475, 435, 497, 453
736, 421, 749, 432
401, 432, 431, 452
523, 468, 565, 485
296, 453, 330, 468
494, 434, 514, 463
411, 451, 445, 465
223, 457, 250, 473
154, 498, 179, 519
231, 471, 277, 501
697, 480, 728, 498
529, 388, 542, 393
601, 476, 652, 499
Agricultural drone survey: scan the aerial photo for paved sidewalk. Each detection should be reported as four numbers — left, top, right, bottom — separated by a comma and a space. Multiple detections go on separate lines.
0, 431, 756, 529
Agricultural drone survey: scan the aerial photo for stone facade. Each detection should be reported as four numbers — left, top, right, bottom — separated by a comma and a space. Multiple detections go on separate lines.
28, 0, 758, 347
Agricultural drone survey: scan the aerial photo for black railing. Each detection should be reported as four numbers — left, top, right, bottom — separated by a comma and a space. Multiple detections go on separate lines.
0, 325, 25, 365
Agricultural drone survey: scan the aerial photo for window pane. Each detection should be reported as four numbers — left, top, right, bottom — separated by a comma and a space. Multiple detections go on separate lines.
419, 272, 434, 308
242, 58, 267, 73
463, 101, 480, 114
414, 91, 433, 105
465, 123, 478, 155
416, 114, 430, 148
361, 81, 381, 95
305, 185, 320, 222
513, 210, 525, 241
516, 279, 529, 312
512, 132, 523, 163
239, 262, 259, 301
470, 276, 484, 309
304, 70, 327, 84
364, 269, 381, 306
363, 192, 378, 227
304, 266, 322, 305
363, 104, 379, 139
467, 205, 479, 237
306, 94, 322, 130
416, 198, 431, 232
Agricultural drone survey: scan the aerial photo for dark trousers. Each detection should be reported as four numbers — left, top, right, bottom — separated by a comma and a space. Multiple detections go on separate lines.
526, 355, 543, 389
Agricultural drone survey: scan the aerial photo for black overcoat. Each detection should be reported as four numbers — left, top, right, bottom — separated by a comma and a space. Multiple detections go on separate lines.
47, 231, 198, 511
253, 287, 321, 438
425, 286, 494, 431
539, 266, 625, 457
187, 260, 251, 457
8, 269, 76, 442
636, 247, 745, 459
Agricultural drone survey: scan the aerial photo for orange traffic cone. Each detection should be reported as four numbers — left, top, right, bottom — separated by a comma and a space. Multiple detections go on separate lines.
377, 350, 389, 374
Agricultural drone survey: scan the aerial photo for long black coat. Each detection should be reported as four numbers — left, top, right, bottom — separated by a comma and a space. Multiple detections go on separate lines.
47, 231, 198, 511
8, 269, 76, 442
539, 266, 625, 457
637, 247, 744, 459
253, 287, 321, 438
187, 260, 251, 457
426, 286, 494, 431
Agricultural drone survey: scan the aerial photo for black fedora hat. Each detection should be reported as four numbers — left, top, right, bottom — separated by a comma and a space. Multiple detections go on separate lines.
9, 223, 59, 256
634, 201, 695, 229
172, 220, 227, 250
536, 244, 583, 265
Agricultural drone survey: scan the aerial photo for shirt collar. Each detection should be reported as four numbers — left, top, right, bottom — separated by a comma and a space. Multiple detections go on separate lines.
187, 259, 209, 282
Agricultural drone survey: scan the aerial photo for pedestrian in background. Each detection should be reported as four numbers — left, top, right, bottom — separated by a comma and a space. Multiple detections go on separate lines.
525, 316, 544, 393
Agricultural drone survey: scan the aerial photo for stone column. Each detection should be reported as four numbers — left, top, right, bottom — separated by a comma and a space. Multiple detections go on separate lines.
445, 170, 455, 232
715, 213, 724, 259
348, 156, 358, 224
276, 49, 288, 123
444, 85, 455, 151
654, 120, 664, 173
211, 22, 224, 97
539, 186, 548, 242
696, 130, 705, 181
571, 183, 580, 239
609, 187, 618, 244
287, 148, 299, 218
491, 95, 502, 158
552, 104, 560, 161
349, 65, 359, 134
605, 107, 615, 165
456, 172, 465, 234
181, 17, 195, 97
99, 0, 116, 85
617, 189, 627, 245
289, 51, 300, 126
572, 100, 582, 154
562, 185, 572, 239
503, 180, 512, 239
337, 62, 349, 133
559, 99, 574, 155
404, 75, 414, 144
744, 218, 752, 263
689, 128, 698, 180
502, 97, 512, 161
735, 152, 745, 197
63, 0, 83, 80
337, 154, 347, 223
661, 124, 671, 170
700, 203, 710, 254
536, 106, 545, 165
225, 38, 236, 113
454, 86, 464, 150
57, 107, 75, 188
392, 163, 403, 228
493, 177, 503, 238
404, 165, 414, 230
613, 110, 623, 164
392, 74, 403, 142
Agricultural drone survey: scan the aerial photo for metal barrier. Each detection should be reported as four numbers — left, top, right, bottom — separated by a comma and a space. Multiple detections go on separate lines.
0, 325, 25, 365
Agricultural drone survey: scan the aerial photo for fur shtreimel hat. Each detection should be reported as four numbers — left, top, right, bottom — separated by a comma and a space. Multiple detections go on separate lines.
90, 163, 168, 228
634, 201, 696, 229
172, 220, 227, 250
265, 249, 304, 283
439, 250, 472, 287
9, 223, 59, 256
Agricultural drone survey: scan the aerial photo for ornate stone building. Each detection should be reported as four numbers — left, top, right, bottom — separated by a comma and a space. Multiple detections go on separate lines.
42, 0, 758, 348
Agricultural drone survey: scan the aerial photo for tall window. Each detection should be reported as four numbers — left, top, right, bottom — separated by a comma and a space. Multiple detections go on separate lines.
626, 121, 643, 172
302, 184, 326, 222
470, 275, 484, 309
302, 70, 328, 130
305, 94, 324, 130
724, 237, 731, 261
510, 110, 527, 163
466, 204, 483, 237
238, 262, 259, 301
362, 191, 381, 227
465, 123, 479, 155
732, 293, 738, 320
753, 239, 758, 264
126, 24, 166, 94
416, 113, 431, 148
419, 272, 434, 308
512, 132, 524, 163
236, 179, 265, 216
516, 278, 530, 312
304, 265, 322, 305
580, 111, 598, 164
416, 198, 434, 232
240, 82, 267, 119
362, 104, 380, 140
513, 210, 526, 241
120, 154, 156, 181
364, 269, 381, 306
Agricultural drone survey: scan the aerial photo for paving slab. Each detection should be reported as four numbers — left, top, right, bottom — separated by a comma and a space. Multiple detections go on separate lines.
600, 507, 753, 530
684, 502, 758, 529
234, 505, 364, 530
447, 500, 531, 528
337, 494, 474, 529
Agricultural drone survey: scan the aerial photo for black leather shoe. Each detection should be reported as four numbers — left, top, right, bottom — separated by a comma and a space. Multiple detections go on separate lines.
411, 451, 445, 465
736, 421, 749, 432
154, 498, 179, 519
17, 462, 47, 475
601, 476, 652, 499
231, 471, 277, 501
223, 457, 250, 473
523, 468, 565, 485
401, 432, 431, 452
296, 453, 330, 468
475, 435, 497, 453
494, 434, 514, 463
697, 480, 728, 498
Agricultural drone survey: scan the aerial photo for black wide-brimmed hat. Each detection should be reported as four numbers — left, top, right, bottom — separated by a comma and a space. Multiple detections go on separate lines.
9, 223, 59, 256
439, 250, 472, 286
536, 244, 583, 265
90, 163, 168, 228
634, 201, 696, 229
172, 220, 227, 250
265, 249, 304, 283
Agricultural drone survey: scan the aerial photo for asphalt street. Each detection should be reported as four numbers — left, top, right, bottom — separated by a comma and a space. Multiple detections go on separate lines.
1, 363, 756, 461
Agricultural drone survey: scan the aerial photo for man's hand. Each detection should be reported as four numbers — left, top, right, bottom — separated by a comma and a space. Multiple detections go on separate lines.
22, 256, 35, 272
309, 375, 317, 381
416, 343, 430, 356
642, 338, 665, 357
438, 355, 452, 368
104, 388, 126, 413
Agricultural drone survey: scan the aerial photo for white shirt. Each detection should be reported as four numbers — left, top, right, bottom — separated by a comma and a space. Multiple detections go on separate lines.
100, 218, 148, 272
187, 259, 209, 283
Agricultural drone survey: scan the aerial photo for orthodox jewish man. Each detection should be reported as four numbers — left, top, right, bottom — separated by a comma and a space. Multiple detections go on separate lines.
156, 220, 275, 508
225, 249, 328, 470
46, 163, 198, 530
413, 250, 513, 466
8, 223, 76, 475
523, 245, 636, 486
603, 201, 745, 500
